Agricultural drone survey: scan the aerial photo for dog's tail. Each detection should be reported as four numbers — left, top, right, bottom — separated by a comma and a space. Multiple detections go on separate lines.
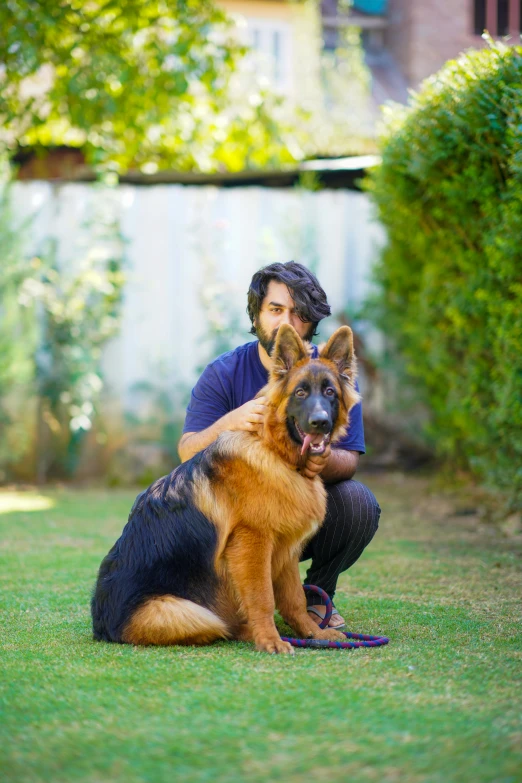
121, 595, 229, 646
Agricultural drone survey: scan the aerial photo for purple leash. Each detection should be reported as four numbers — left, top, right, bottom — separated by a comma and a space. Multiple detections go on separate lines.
280, 585, 389, 650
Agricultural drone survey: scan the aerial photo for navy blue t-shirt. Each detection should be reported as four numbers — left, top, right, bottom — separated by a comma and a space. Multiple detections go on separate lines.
183, 340, 366, 453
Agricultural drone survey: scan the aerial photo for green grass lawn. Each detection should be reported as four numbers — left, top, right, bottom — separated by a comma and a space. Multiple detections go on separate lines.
1, 473, 521, 783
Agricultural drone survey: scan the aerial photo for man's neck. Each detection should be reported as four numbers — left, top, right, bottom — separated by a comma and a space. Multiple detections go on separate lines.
257, 342, 272, 372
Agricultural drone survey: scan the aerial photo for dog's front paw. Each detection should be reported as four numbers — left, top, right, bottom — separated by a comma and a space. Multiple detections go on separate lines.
255, 636, 295, 655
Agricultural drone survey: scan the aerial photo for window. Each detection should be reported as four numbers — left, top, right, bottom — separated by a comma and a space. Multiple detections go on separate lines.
474, 0, 486, 34
474, 0, 521, 36
243, 18, 293, 93
498, 0, 510, 34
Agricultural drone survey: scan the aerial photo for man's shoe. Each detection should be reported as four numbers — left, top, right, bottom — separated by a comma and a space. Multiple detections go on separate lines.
307, 605, 346, 629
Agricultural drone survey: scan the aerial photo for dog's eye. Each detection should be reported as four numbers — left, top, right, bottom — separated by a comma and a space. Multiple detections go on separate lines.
295, 388, 307, 398
325, 387, 335, 397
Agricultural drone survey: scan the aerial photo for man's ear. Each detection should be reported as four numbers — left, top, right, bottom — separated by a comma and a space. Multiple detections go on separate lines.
319, 326, 355, 380
271, 324, 308, 376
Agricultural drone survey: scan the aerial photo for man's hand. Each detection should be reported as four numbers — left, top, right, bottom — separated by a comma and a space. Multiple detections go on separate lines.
223, 396, 268, 434
178, 397, 268, 462
299, 443, 332, 480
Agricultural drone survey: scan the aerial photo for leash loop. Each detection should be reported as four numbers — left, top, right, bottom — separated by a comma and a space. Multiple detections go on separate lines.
280, 585, 389, 650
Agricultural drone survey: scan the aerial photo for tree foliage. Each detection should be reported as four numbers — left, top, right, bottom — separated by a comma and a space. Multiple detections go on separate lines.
367, 41, 522, 510
0, 0, 298, 173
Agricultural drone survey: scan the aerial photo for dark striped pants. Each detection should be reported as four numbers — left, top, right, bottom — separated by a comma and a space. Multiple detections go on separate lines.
300, 479, 381, 605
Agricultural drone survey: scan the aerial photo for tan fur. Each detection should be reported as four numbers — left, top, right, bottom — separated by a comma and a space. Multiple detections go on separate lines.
122, 595, 229, 646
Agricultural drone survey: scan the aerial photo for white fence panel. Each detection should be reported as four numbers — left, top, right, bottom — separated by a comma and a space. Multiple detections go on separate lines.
11, 182, 385, 409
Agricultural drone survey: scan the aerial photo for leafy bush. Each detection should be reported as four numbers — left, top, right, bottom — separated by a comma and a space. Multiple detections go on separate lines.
0, 169, 38, 474
24, 238, 125, 482
0, 171, 125, 481
366, 41, 522, 510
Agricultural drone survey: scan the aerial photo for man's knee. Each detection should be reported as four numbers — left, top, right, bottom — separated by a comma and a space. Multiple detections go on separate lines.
325, 479, 381, 542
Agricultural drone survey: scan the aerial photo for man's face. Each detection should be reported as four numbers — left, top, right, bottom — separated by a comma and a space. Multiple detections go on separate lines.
255, 280, 315, 357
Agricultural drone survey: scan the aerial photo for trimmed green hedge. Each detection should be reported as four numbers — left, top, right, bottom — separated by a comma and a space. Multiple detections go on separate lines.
367, 41, 522, 510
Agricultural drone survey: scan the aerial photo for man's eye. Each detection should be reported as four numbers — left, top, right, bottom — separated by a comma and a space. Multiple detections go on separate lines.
295, 388, 307, 398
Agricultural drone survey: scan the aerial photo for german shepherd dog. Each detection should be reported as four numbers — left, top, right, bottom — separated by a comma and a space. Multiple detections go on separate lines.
91, 324, 360, 654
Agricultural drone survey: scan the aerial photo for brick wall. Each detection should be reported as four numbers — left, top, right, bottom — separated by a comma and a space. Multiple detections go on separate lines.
386, 0, 484, 87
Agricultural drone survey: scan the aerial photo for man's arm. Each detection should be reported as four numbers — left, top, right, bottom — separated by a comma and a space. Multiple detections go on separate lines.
178, 397, 268, 463
299, 446, 359, 483
178, 425, 228, 463
320, 448, 359, 483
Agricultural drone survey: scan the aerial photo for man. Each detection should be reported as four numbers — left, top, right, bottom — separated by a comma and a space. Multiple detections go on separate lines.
178, 261, 380, 629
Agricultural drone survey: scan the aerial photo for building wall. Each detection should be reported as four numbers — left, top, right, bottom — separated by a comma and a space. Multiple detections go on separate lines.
409, 0, 481, 86
384, 0, 413, 84
386, 0, 483, 87
219, 0, 323, 104
221, 0, 291, 20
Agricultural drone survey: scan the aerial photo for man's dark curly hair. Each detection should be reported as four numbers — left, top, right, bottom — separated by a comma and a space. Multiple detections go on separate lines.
247, 261, 331, 337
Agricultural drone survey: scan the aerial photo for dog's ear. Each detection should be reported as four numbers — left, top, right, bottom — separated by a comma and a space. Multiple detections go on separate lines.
271, 324, 308, 376
319, 326, 356, 381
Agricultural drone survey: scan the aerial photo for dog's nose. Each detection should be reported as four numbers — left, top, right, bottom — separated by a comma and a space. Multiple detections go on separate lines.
308, 411, 330, 431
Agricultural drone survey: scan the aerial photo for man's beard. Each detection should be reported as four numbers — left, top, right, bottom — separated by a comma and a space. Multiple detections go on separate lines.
255, 322, 315, 358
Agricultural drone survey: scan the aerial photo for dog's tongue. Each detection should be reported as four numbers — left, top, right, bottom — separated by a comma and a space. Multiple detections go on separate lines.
300, 434, 313, 456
